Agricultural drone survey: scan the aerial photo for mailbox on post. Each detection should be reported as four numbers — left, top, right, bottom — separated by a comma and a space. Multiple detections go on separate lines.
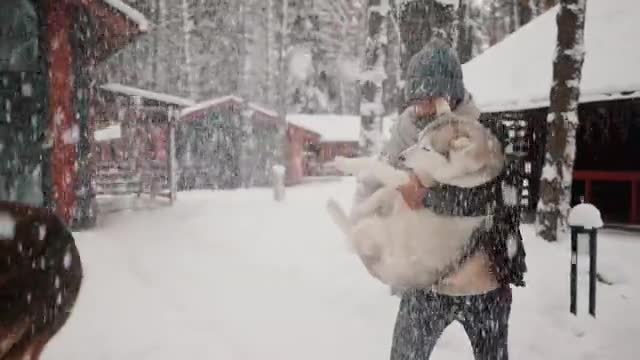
567, 202, 604, 317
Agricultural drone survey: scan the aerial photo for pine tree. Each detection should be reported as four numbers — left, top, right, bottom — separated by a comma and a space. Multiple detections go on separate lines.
536, 0, 587, 242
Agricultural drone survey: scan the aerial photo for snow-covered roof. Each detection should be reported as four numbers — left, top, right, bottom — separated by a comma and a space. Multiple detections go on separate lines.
287, 114, 360, 143
94, 124, 122, 142
100, 83, 195, 107
102, 0, 151, 32
463, 0, 640, 113
180, 95, 279, 119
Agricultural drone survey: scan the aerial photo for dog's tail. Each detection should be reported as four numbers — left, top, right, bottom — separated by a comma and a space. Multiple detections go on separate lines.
326, 198, 352, 236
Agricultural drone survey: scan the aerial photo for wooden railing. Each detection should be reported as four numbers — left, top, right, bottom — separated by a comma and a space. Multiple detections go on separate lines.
573, 171, 640, 224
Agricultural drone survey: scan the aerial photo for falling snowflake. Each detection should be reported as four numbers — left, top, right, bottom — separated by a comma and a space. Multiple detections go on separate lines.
0, 212, 16, 240
38, 224, 47, 241
63, 249, 73, 269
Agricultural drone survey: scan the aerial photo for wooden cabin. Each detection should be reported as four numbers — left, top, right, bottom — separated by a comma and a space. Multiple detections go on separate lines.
286, 123, 321, 184
93, 83, 193, 201
0, 0, 148, 228
178, 96, 283, 189
286, 114, 360, 178
463, 0, 640, 225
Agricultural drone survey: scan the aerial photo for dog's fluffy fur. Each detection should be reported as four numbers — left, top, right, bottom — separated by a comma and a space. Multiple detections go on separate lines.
326, 114, 504, 289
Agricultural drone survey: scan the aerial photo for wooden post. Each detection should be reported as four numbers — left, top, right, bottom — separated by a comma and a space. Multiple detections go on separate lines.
570, 226, 599, 318
584, 179, 592, 203
272, 164, 286, 202
589, 229, 597, 317
167, 107, 178, 204
570, 227, 578, 315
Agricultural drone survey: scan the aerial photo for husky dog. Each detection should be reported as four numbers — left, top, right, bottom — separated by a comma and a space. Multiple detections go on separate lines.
326, 113, 504, 289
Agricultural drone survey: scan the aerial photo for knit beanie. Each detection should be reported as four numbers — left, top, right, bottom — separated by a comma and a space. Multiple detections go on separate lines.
404, 38, 466, 105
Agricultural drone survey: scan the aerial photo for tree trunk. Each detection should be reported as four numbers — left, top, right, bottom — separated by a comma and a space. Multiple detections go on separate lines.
181, 0, 196, 99
275, 0, 290, 172
456, 0, 473, 64
266, 0, 273, 105
359, 0, 390, 156
517, 0, 534, 27
536, 0, 587, 242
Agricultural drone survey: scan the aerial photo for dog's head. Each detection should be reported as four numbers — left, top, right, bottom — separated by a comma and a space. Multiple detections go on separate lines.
399, 116, 504, 188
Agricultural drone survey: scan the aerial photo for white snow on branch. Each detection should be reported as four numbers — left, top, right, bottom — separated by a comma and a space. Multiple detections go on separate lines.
540, 164, 558, 182
360, 102, 385, 117
102, 0, 151, 32
180, 95, 243, 117
358, 68, 387, 84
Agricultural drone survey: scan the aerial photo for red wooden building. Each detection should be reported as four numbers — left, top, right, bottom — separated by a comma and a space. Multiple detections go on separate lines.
179, 96, 285, 188
0, 0, 148, 228
93, 83, 193, 200
178, 98, 362, 186
286, 114, 360, 179
463, 0, 640, 226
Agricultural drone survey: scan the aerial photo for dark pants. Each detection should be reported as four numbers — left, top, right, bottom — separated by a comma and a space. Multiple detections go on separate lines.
390, 286, 512, 360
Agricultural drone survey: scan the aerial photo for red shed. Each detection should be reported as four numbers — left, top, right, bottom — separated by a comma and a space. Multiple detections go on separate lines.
0, 0, 148, 228
286, 114, 361, 177
179, 96, 284, 189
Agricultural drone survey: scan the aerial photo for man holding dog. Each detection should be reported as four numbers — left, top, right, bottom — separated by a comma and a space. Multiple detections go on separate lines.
354, 38, 527, 360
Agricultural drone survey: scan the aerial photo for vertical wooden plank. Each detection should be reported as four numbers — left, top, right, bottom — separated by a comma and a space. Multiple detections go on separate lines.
570, 228, 578, 315
167, 107, 177, 204
589, 229, 597, 317
585, 179, 592, 203
45, 0, 76, 224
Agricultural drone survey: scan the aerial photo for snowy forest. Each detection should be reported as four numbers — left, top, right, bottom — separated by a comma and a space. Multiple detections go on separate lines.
3, 0, 640, 359
101, 0, 559, 115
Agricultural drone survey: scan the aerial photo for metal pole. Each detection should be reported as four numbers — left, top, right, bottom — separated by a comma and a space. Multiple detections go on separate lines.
589, 229, 597, 317
570, 227, 578, 315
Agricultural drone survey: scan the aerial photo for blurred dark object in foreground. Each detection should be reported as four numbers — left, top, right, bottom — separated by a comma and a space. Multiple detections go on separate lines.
0, 201, 82, 359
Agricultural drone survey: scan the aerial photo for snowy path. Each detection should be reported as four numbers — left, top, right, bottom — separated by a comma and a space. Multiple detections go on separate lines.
43, 179, 639, 359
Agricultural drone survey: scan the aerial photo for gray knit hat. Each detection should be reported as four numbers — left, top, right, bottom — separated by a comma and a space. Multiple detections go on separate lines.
404, 38, 465, 104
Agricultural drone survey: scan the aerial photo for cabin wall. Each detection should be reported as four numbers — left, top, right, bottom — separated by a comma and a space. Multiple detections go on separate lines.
524, 99, 640, 223
319, 142, 358, 163
286, 125, 320, 184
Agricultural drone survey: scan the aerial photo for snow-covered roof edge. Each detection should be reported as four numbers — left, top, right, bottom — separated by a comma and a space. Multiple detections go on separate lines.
462, 0, 640, 113
180, 95, 279, 119
286, 114, 361, 143
102, 0, 151, 32
100, 83, 195, 107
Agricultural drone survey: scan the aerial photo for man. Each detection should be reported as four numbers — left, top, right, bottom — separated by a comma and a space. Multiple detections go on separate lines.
353, 38, 526, 360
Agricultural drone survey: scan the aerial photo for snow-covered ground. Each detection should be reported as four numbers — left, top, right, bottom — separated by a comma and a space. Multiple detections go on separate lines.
43, 178, 639, 359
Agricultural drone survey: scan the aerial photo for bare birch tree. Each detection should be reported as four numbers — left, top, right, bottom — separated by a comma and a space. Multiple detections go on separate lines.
536, 0, 587, 242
